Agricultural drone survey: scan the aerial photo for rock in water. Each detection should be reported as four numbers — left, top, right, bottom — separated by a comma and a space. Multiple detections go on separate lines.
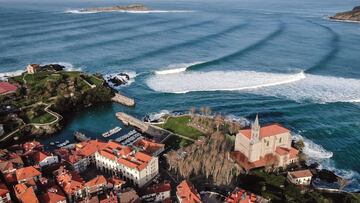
330, 6, 360, 22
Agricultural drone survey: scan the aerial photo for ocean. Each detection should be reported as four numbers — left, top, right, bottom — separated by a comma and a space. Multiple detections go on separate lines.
0, 0, 360, 191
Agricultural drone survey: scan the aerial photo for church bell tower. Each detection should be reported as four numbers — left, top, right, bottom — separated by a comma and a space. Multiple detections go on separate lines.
251, 114, 260, 143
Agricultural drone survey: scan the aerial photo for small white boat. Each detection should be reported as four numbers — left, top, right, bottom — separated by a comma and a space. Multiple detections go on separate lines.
102, 126, 122, 138
50, 142, 55, 145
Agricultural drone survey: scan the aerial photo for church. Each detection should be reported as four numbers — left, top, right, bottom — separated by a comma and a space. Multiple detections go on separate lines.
231, 115, 298, 171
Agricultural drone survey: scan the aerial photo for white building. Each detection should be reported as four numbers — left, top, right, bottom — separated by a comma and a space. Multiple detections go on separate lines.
32, 151, 59, 169
94, 141, 158, 187
287, 169, 313, 186
232, 115, 298, 170
141, 182, 171, 202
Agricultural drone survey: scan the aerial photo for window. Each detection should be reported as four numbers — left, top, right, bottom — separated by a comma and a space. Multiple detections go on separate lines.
267, 141, 269, 146
279, 137, 282, 143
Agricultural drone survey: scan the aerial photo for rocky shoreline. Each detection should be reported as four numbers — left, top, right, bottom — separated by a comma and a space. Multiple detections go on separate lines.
330, 6, 360, 22
79, 4, 149, 13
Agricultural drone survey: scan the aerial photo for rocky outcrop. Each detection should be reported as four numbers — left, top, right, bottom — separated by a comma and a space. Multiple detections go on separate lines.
106, 73, 130, 86
79, 4, 149, 13
330, 6, 360, 22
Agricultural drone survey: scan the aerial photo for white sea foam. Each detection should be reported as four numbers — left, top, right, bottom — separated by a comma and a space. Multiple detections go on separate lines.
147, 65, 360, 103
155, 62, 203, 75
147, 110, 170, 122
66, 9, 194, 14
292, 134, 333, 163
0, 70, 24, 81
147, 70, 306, 93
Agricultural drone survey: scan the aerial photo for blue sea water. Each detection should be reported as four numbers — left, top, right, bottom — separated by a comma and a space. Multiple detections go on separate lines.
1, 0, 360, 191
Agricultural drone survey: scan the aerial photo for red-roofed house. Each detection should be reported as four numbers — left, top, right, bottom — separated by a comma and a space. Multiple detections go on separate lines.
133, 139, 165, 156
15, 166, 41, 184
14, 183, 39, 203
0, 82, 17, 95
176, 180, 202, 203
31, 151, 59, 169
287, 169, 313, 186
108, 177, 126, 191
0, 183, 11, 203
141, 182, 171, 202
225, 188, 257, 203
84, 175, 107, 195
54, 167, 86, 202
232, 115, 298, 170
41, 187, 67, 203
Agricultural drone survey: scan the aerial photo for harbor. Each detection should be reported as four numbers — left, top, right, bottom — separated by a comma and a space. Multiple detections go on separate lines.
102, 126, 122, 137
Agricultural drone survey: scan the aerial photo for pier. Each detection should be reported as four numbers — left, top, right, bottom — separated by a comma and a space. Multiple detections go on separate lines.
111, 93, 135, 107
115, 112, 173, 143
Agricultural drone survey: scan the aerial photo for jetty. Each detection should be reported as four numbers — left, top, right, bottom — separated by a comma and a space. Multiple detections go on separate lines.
115, 112, 175, 143
74, 131, 90, 142
102, 126, 122, 137
112, 93, 135, 107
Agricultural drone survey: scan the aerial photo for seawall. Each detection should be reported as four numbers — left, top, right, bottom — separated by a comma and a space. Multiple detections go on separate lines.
112, 93, 135, 107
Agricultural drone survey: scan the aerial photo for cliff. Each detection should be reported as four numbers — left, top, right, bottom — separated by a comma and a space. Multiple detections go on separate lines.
330, 6, 360, 22
79, 4, 149, 13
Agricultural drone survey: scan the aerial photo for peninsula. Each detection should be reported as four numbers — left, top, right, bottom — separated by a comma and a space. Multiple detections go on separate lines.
330, 6, 360, 22
79, 4, 149, 13
0, 64, 133, 143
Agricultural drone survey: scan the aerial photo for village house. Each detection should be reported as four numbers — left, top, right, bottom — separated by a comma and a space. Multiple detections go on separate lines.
119, 188, 141, 203
176, 180, 202, 203
133, 138, 165, 156
287, 169, 313, 186
41, 186, 67, 203
225, 188, 257, 203
140, 182, 171, 202
232, 115, 298, 171
54, 167, 86, 202
0, 183, 11, 203
84, 175, 107, 195
30, 151, 59, 169
15, 166, 42, 186
0, 82, 18, 95
108, 177, 126, 191
26, 64, 40, 74
14, 183, 39, 203
0, 154, 24, 184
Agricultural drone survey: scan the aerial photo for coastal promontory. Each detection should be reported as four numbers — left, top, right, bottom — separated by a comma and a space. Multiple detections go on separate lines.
79, 4, 149, 13
330, 6, 360, 22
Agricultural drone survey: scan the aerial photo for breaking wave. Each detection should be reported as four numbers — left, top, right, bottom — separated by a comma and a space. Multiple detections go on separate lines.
293, 134, 360, 192
147, 63, 360, 103
66, 9, 194, 14
105, 71, 137, 88
155, 62, 204, 75
147, 69, 306, 93
0, 70, 24, 81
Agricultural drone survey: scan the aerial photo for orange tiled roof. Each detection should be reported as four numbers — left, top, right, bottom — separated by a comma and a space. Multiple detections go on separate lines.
16, 166, 41, 181
275, 147, 299, 159
231, 151, 278, 171
32, 151, 49, 163
56, 168, 84, 195
85, 175, 107, 188
239, 124, 290, 139
289, 169, 312, 179
225, 188, 257, 203
42, 191, 66, 203
0, 183, 9, 196
134, 152, 152, 162
108, 177, 126, 187
15, 184, 39, 203
176, 180, 202, 203
144, 182, 171, 195
133, 139, 164, 155
0, 82, 18, 94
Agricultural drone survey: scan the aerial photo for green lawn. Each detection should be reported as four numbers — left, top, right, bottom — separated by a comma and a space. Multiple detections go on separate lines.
30, 112, 57, 124
160, 116, 204, 140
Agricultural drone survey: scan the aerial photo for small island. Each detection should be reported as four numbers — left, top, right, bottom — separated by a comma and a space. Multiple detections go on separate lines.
330, 6, 360, 22
79, 4, 149, 13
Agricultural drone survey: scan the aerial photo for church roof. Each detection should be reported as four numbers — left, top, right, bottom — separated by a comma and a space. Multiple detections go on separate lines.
239, 124, 290, 139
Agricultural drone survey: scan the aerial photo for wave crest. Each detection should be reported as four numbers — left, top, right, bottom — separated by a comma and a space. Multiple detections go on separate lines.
155, 62, 203, 75
65, 9, 194, 14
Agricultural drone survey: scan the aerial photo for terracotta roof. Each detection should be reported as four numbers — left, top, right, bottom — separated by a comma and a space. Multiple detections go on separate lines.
0, 82, 17, 94
22, 141, 43, 153
32, 151, 49, 163
144, 182, 171, 195
99, 193, 118, 203
225, 188, 257, 203
176, 180, 202, 203
85, 175, 107, 188
239, 124, 290, 139
289, 169, 312, 179
56, 168, 84, 195
42, 191, 66, 203
133, 139, 164, 155
275, 147, 299, 158
76, 140, 107, 157
108, 177, 126, 187
231, 151, 278, 171
0, 183, 9, 197
14, 184, 39, 203
119, 188, 140, 203
118, 158, 139, 169
134, 152, 152, 162
16, 166, 41, 181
